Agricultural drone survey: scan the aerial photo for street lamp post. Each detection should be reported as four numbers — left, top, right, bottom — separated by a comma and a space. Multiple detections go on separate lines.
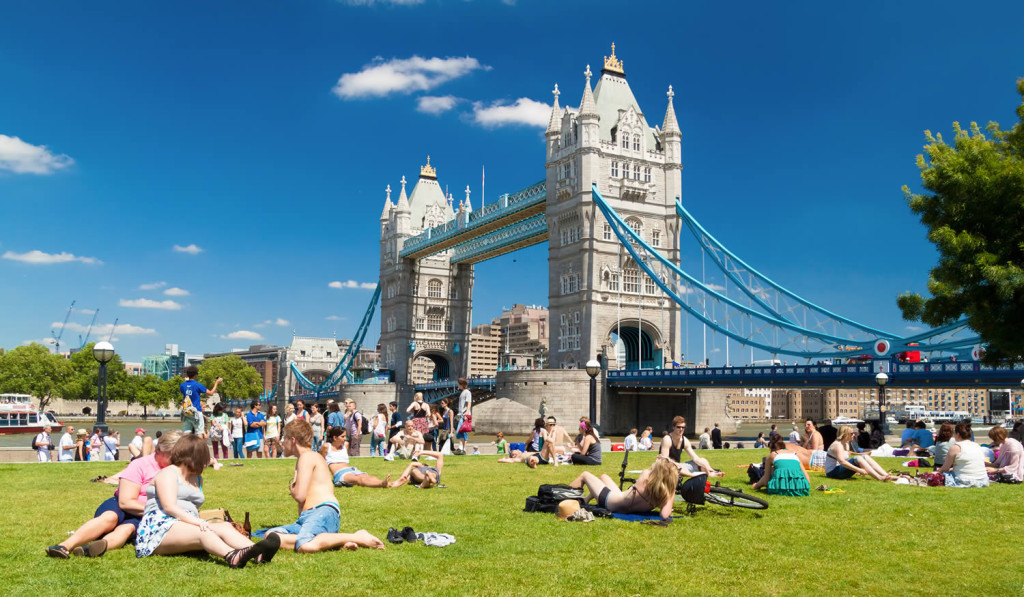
875, 371, 889, 436
586, 358, 601, 425
92, 341, 115, 434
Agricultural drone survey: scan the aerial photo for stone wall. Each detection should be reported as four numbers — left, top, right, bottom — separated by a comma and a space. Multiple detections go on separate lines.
338, 383, 400, 417
475, 369, 600, 434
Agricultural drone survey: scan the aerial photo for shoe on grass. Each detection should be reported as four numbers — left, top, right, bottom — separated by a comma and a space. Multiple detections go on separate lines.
386, 528, 404, 544
72, 540, 107, 558
46, 545, 70, 559
401, 527, 417, 543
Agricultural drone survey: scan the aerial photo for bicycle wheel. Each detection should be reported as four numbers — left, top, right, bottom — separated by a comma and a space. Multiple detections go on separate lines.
705, 486, 769, 510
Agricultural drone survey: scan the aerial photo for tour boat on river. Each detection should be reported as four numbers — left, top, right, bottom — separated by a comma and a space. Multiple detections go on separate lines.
0, 393, 62, 434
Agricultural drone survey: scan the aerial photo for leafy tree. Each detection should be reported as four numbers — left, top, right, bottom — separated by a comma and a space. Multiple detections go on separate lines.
0, 343, 73, 411
61, 342, 132, 404
197, 355, 263, 401
130, 374, 178, 418
898, 79, 1024, 364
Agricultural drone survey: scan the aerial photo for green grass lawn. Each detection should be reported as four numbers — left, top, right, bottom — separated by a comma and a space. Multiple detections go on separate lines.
6, 450, 1023, 596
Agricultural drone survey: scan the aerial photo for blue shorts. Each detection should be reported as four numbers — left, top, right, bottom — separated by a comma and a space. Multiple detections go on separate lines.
456, 431, 469, 440
94, 496, 142, 532
332, 467, 365, 484
826, 457, 858, 480
263, 503, 340, 551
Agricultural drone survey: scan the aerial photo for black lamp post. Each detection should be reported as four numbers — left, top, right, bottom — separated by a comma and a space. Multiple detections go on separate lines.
875, 371, 889, 436
92, 341, 115, 434
586, 357, 601, 425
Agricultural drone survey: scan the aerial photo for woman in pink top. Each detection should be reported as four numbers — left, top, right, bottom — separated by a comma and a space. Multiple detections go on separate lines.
45, 431, 183, 559
986, 426, 1024, 483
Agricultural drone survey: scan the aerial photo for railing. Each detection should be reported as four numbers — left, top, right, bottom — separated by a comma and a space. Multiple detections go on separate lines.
451, 214, 548, 263
399, 180, 546, 258
415, 377, 496, 390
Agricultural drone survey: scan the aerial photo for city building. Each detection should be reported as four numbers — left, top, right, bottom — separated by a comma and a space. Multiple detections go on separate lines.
491, 304, 549, 368
469, 324, 501, 378
142, 344, 188, 380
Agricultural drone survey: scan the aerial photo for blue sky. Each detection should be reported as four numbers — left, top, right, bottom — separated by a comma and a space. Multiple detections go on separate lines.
1, 0, 1022, 365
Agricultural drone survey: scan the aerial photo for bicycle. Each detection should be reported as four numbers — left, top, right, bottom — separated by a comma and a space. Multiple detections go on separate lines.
618, 449, 768, 514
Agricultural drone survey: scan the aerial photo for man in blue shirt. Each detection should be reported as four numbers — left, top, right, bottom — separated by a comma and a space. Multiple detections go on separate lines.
179, 365, 222, 435
913, 421, 935, 450
245, 399, 267, 459
900, 421, 917, 449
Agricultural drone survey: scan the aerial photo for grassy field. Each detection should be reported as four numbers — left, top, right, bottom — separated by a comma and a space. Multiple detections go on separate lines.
6, 450, 1024, 596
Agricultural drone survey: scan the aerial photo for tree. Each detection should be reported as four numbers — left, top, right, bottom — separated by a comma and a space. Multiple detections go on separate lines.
130, 374, 178, 418
61, 342, 132, 404
898, 79, 1024, 364
0, 343, 73, 411
197, 355, 263, 401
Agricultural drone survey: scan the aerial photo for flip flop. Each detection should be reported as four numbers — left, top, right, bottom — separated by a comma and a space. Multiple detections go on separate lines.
71, 540, 107, 558
823, 488, 846, 494
46, 545, 70, 559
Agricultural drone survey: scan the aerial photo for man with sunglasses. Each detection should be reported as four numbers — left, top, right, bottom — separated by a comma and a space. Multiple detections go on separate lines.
659, 416, 723, 478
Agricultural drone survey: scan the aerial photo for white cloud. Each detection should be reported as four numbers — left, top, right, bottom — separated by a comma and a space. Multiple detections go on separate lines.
23, 338, 56, 347
339, 0, 424, 4
75, 308, 96, 315
119, 298, 183, 310
139, 281, 166, 290
222, 330, 263, 341
325, 315, 345, 321
2, 249, 100, 265
329, 280, 377, 289
333, 56, 486, 99
905, 325, 923, 333
164, 287, 190, 296
173, 244, 203, 255
60, 321, 156, 336
472, 97, 550, 128
0, 134, 74, 174
417, 95, 459, 115
255, 318, 290, 328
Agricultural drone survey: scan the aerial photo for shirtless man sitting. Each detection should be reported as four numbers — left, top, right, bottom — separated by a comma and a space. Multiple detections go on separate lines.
261, 419, 384, 553
383, 422, 424, 462
659, 416, 723, 478
524, 417, 574, 469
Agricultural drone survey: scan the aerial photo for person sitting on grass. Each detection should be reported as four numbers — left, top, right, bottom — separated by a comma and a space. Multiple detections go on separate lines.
383, 421, 424, 461
570, 417, 602, 465
986, 425, 1024, 483
260, 419, 385, 552
134, 433, 279, 567
638, 426, 654, 451
935, 421, 990, 488
569, 457, 679, 519
659, 415, 723, 478
930, 423, 956, 470
493, 431, 508, 455
321, 427, 401, 488
911, 420, 935, 452
526, 418, 545, 453
392, 449, 446, 489
825, 425, 895, 482
527, 417, 573, 468
46, 431, 183, 559
752, 436, 810, 496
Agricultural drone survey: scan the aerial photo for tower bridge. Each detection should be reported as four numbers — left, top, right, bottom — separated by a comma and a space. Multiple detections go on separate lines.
290, 46, 999, 434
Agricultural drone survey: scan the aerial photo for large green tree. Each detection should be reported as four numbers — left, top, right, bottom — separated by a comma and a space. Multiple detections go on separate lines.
128, 374, 179, 418
60, 342, 132, 404
197, 355, 263, 401
898, 79, 1024, 364
0, 343, 73, 411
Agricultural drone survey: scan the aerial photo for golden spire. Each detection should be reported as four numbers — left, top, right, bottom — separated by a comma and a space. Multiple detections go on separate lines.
420, 155, 437, 179
602, 42, 624, 76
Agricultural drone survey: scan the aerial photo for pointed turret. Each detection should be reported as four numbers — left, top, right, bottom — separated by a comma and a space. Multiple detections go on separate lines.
579, 65, 598, 117
463, 185, 472, 213
661, 85, 681, 137
546, 84, 562, 134
380, 184, 393, 221
395, 176, 410, 212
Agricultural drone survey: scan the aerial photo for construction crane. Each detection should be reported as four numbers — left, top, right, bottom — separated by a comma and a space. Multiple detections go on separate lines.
51, 300, 75, 354
107, 317, 118, 342
79, 308, 99, 348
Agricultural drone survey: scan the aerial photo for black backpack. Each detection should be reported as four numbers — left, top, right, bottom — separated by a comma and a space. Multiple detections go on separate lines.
523, 484, 585, 514
357, 412, 370, 435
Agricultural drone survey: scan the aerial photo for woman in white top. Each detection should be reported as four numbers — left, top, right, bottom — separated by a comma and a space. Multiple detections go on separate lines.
937, 421, 990, 488
321, 428, 400, 488
229, 408, 246, 459
264, 404, 283, 458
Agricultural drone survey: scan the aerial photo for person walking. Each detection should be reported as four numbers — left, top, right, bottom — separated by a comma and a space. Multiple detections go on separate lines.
343, 399, 362, 457
264, 404, 283, 458
456, 377, 472, 453
309, 403, 325, 452
34, 425, 54, 462
57, 425, 75, 462
230, 407, 246, 459
711, 423, 723, 450
369, 404, 388, 457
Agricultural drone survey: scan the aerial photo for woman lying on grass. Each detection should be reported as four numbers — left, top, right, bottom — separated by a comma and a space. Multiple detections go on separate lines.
322, 427, 403, 488
392, 450, 445, 489
751, 436, 810, 496
134, 433, 280, 568
569, 457, 679, 519
825, 425, 894, 482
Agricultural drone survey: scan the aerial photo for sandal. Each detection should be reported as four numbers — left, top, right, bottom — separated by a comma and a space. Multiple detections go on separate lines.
72, 540, 107, 558
256, 532, 281, 564
46, 545, 70, 559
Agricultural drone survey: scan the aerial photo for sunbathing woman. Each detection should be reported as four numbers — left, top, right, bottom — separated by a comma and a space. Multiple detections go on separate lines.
825, 425, 894, 482
392, 450, 445, 489
498, 449, 540, 464
321, 428, 401, 488
659, 415, 723, 478
569, 457, 679, 519
752, 436, 810, 496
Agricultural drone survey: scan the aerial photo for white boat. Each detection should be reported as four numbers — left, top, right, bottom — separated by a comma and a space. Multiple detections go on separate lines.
831, 416, 865, 426
0, 393, 62, 435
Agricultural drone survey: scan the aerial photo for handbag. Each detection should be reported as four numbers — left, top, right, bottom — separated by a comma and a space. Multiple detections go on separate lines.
244, 432, 260, 450
457, 415, 473, 434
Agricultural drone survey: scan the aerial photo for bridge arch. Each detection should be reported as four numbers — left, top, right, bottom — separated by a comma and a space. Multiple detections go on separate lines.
607, 319, 664, 370
413, 350, 452, 381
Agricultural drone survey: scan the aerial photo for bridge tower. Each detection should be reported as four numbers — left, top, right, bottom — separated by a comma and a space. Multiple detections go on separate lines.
379, 159, 474, 387
545, 45, 682, 370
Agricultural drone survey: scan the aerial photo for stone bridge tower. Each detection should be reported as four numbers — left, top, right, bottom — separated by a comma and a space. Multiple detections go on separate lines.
545, 45, 683, 370
379, 159, 474, 386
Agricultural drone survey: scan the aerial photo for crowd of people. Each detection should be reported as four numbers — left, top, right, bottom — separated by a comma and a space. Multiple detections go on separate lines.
38, 365, 1023, 566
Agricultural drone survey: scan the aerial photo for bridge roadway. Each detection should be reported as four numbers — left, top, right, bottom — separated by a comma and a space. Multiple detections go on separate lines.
608, 360, 1024, 388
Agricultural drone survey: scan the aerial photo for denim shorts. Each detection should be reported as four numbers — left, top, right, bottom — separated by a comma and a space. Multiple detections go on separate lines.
332, 467, 365, 484
94, 496, 142, 531
263, 502, 340, 551
182, 410, 205, 435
